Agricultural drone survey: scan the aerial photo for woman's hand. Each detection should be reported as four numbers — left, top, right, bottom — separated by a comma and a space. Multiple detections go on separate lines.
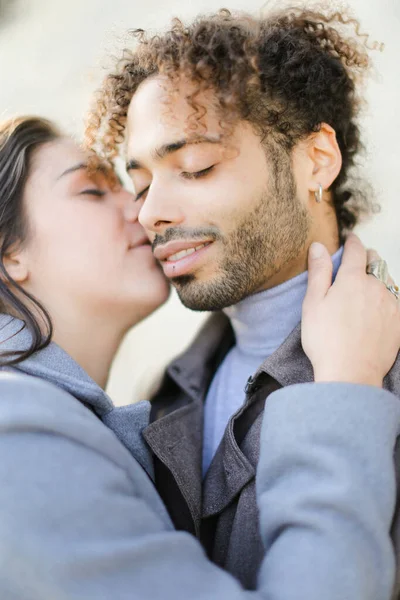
302, 234, 400, 387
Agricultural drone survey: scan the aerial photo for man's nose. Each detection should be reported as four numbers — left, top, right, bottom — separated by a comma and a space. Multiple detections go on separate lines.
138, 184, 184, 233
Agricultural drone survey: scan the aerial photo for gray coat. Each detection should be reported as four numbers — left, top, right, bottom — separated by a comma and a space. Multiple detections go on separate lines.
0, 315, 399, 599
148, 312, 400, 595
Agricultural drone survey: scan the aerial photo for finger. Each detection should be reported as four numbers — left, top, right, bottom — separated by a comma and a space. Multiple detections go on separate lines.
340, 233, 367, 272
304, 242, 333, 307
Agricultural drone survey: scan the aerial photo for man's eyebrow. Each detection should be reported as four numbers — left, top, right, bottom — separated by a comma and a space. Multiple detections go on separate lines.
57, 163, 88, 180
126, 135, 221, 172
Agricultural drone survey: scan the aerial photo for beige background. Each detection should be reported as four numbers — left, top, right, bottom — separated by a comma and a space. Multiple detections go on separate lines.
0, 0, 399, 405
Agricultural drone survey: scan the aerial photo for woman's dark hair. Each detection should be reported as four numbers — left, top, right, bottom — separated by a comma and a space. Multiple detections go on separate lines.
0, 116, 59, 365
86, 6, 381, 238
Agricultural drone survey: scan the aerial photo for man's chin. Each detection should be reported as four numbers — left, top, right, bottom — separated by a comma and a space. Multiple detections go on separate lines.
172, 274, 244, 312
177, 295, 222, 312
173, 283, 213, 312
170, 273, 196, 287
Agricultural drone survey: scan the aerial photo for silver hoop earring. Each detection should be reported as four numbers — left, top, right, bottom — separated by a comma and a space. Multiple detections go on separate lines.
315, 184, 323, 204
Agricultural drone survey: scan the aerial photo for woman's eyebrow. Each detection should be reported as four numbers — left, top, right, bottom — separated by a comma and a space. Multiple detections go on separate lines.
56, 163, 88, 181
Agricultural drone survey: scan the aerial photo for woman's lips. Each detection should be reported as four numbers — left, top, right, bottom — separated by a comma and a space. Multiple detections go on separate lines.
128, 233, 152, 251
161, 242, 213, 278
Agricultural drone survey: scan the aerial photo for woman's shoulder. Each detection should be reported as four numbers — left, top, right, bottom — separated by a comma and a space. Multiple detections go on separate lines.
0, 369, 146, 480
0, 369, 174, 568
0, 367, 102, 429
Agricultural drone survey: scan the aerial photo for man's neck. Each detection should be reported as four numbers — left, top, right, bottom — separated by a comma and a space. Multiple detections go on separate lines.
225, 246, 344, 357
256, 234, 340, 293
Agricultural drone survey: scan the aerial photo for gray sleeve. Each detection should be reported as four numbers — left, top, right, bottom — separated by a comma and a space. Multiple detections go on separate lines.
257, 382, 400, 600
0, 433, 254, 600
0, 378, 399, 600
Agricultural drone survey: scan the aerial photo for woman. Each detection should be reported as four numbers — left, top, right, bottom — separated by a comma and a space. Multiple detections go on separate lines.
0, 115, 399, 600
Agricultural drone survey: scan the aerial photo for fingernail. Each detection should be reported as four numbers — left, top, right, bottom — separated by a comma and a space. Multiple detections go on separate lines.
309, 242, 325, 259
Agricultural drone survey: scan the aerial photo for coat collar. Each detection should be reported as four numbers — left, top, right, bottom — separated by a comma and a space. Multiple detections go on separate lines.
257, 323, 313, 386
164, 312, 235, 404
0, 315, 155, 479
166, 314, 314, 398
168, 311, 400, 393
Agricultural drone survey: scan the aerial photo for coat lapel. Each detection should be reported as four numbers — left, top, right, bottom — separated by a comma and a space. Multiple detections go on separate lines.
144, 312, 235, 533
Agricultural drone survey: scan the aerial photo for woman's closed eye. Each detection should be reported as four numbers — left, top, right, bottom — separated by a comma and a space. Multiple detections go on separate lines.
80, 188, 106, 198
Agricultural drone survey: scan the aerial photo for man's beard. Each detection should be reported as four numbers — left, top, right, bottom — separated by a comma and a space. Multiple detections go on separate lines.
155, 155, 310, 311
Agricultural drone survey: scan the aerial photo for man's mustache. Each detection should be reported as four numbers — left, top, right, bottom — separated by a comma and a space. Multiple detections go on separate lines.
152, 227, 221, 252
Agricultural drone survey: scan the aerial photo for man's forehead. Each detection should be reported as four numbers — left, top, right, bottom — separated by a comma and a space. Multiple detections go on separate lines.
127, 81, 184, 156
127, 75, 193, 126
126, 75, 223, 151
128, 115, 224, 168
128, 76, 168, 115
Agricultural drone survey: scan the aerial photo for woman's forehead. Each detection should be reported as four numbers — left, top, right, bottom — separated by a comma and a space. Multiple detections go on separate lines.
29, 138, 89, 184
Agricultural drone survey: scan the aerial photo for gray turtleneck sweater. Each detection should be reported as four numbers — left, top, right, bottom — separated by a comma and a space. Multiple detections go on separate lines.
203, 248, 343, 474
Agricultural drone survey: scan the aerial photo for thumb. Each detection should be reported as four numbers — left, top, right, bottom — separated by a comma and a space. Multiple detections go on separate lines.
304, 242, 333, 309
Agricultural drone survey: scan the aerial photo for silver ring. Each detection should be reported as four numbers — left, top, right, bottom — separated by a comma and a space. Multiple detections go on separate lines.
366, 259, 389, 286
366, 260, 399, 300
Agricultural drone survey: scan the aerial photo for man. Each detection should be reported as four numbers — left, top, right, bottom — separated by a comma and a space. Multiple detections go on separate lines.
87, 6, 400, 593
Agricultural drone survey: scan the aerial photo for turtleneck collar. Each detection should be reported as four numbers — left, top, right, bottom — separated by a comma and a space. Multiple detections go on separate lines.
224, 247, 343, 358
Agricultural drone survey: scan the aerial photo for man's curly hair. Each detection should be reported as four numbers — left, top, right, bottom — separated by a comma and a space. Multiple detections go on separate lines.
85, 6, 381, 236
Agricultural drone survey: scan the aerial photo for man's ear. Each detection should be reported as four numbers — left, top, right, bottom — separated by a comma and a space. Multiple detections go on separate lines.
2, 250, 29, 284
307, 123, 342, 195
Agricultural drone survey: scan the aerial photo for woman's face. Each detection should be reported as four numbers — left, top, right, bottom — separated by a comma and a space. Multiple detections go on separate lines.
16, 137, 170, 329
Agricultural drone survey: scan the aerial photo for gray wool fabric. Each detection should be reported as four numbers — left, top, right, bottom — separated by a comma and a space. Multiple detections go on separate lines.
0, 315, 154, 477
0, 314, 398, 599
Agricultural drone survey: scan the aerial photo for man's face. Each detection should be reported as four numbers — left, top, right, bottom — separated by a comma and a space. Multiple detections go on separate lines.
126, 76, 311, 311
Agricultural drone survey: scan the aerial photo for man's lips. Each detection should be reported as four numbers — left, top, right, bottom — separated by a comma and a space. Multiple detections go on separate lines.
153, 240, 213, 262
153, 240, 214, 278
